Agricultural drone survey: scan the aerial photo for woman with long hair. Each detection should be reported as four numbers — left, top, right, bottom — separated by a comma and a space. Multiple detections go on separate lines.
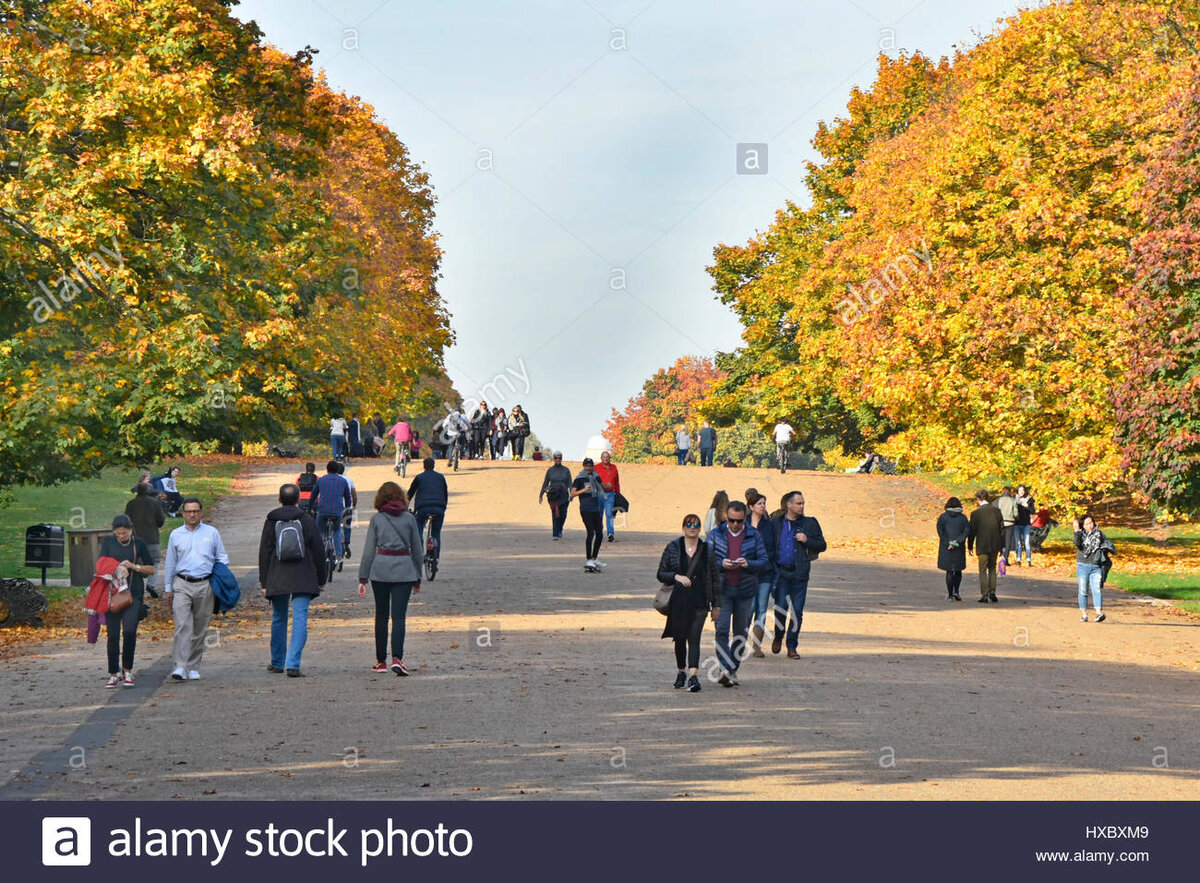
703, 489, 729, 537
656, 514, 719, 692
357, 482, 424, 675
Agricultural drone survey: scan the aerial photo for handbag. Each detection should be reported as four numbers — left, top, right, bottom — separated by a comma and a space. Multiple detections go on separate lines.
654, 539, 703, 615
109, 583, 133, 613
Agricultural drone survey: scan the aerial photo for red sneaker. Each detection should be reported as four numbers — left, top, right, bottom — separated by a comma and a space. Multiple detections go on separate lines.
371, 660, 387, 673
391, 657, 409, 676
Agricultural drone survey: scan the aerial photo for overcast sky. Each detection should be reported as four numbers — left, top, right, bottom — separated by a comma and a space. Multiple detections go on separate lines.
233, 0, 1032, 456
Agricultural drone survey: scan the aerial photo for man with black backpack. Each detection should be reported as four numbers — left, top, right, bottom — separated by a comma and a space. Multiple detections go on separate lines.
296, 463, 318, 515
257, 484, 326, 677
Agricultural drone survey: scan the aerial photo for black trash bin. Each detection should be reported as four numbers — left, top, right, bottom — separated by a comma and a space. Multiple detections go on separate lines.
25, 524, 65, 583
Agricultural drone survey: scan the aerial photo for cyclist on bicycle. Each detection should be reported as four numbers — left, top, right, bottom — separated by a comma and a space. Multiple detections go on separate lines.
772, 419, 796, 471
308, 460, 353, 568
441, 409, 469, 464
407, 457, 448, 561
389, 419, 412, 470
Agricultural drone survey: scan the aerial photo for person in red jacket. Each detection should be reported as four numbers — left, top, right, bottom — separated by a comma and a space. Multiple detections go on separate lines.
595, 450, 621, 543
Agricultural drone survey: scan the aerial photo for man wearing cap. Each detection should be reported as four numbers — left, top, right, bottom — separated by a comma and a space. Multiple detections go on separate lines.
538, 452, 573, 540
163, 498, 229, 681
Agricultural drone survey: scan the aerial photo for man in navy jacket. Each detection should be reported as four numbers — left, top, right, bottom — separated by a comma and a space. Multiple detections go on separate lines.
769, 491, 827, 658
708, 500, 767, 685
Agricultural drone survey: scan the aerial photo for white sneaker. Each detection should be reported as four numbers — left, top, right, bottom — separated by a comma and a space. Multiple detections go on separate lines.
171, 667, 185, 680
592, 560, 606, 569
1080, 612, 1088, 622
187, 669, 201, 680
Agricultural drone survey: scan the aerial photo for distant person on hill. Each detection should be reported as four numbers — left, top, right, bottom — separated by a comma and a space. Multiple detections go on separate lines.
509, 405, 530, 460
491, 407, 508, 460
698, 420, 717, 467
531, 446, 545, 461
936, 497, 969, 601
125, 483, 166, 597
1073, 514, 1113, 623
968, 489, 1005, 603
595, 450, 621, 543
703, 490, 729, 537
571, 458, 607, 572
152, 466, 184, 516
469, 401, 491, 460
410, 431, 423, 461
674, 424, 691, 466
657, 513, 719, 693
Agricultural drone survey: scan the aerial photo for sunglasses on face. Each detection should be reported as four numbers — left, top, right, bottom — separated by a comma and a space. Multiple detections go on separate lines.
726, 518, 744, 525
683, 521, 701, 529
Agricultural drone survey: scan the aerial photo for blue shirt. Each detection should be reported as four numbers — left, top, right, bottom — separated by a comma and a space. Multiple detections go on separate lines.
164, 522, 228, 586
777, 519, 796, 566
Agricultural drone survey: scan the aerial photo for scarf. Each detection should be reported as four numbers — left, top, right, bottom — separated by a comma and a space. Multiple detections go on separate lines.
1080, 527, 1103, 559
575, 469, 604, 501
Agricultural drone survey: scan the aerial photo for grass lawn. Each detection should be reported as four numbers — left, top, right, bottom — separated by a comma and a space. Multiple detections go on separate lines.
0, 460, 243, 586
1106, 570, 1200, 603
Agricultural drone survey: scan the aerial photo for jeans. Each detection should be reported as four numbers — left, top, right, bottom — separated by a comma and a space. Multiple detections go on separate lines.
676, 448, 689, 465
1002, 525, 1016, 561
773, 570, 809, 650
318, 513, 343, 557
1077, 562, 1103, 612
270, 594, 311, 670
1014, 525, 1033, 564
581, 509, 603, 559
752, 579, 775, 632
372, 580, 415, 662
416, 509, 445, 558
603, 491, 616, 537
700, 447, 714, 467
105, 597, 141, 673
331, 434, 346, 460
714, 588, 754, 673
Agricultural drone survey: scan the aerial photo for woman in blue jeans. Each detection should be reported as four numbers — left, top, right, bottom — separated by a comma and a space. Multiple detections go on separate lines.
1073, 513, 1112, 623
746, 493, 776, 657
357, 481, 424, 675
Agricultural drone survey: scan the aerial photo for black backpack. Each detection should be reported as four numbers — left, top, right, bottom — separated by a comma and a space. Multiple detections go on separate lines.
275, 519, 305, 562
297, 473, 318, 492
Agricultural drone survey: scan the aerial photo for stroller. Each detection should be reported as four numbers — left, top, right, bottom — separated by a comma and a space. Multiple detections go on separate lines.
856, 452, 897, 475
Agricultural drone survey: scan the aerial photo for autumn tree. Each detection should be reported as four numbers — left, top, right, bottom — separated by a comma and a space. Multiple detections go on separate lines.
0, 0, 451, 486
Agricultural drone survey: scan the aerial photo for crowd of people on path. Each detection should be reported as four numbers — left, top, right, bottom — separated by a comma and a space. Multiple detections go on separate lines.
936, 485, 1113, 621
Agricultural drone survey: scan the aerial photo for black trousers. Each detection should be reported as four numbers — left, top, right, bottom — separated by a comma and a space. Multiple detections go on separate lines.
549, 499, 569, 537
674, 607, 707, 669
511, 435, 525, 458
944, 570, 962, 594
105, 600, 141, 673
581, 510, 603, 559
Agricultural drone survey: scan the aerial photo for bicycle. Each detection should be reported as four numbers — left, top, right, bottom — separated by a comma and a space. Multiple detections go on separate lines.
449, 435, 463, 472
319, 506, 355, 582
423, 535, 439, 581
394, 441, 411, 478
776, 442, 790, 474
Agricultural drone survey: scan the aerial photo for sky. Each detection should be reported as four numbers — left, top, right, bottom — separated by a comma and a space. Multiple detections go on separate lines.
232, 0, 1033, 456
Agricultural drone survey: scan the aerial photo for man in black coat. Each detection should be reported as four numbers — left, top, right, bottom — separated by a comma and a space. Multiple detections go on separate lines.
258, 484, 326, 676
125, 482, 166, 597
767, 491, 827, 658
967, 489, 1005, 603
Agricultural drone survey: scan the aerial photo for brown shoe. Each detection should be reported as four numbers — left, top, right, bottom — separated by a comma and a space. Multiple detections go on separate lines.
787, 650, 801, 659
750, 625, 765, 657
771, 633, 783, 654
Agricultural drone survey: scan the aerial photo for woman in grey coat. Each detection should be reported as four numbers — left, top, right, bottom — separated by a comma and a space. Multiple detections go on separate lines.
357, 481, 424, 675
936, 497, 969, 601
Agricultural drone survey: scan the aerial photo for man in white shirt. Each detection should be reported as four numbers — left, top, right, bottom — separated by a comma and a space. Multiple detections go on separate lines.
772, 421, 796, 473
163, 498, 229, 680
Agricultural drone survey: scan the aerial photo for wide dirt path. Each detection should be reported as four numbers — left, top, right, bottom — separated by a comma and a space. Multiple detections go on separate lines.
2, 459, 1198, 799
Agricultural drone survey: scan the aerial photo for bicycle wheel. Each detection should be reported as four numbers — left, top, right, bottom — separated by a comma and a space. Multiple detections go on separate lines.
399, 457, 407, 478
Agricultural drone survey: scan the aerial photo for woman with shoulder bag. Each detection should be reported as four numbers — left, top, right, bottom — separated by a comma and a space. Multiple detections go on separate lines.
357, 482, 424, 675
656, 514, 719, 692
100, 515, 154, 688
